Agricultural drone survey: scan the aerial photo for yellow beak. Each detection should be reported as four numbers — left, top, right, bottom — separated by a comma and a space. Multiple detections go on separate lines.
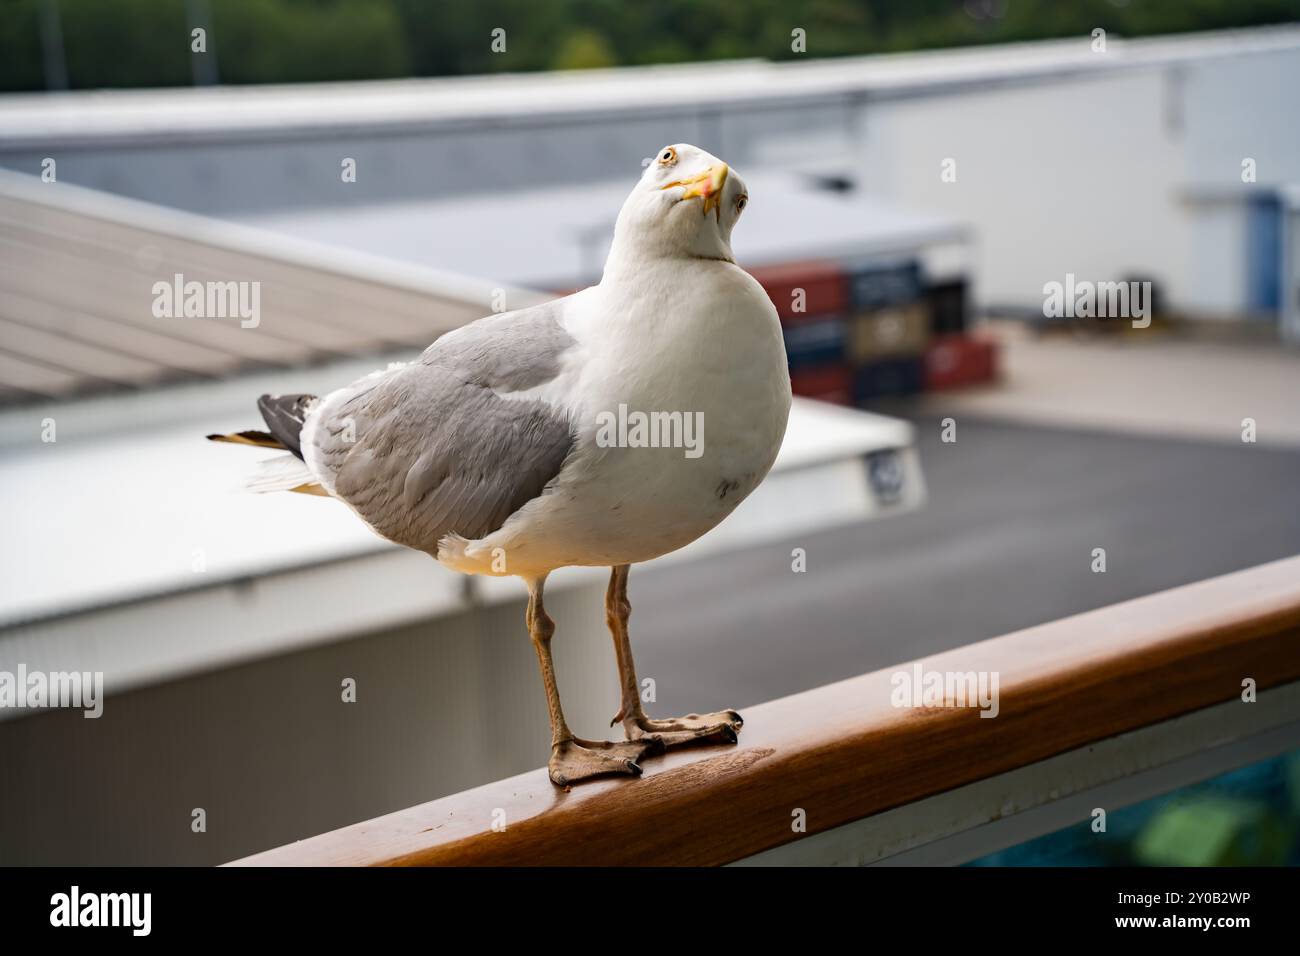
662, 163, 728, 217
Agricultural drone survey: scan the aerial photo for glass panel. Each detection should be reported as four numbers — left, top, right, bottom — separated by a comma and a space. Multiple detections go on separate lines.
967, 750, 1300, 867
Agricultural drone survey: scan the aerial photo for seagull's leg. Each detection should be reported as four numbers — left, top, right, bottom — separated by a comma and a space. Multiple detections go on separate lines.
605, 564, 743, 750
525, 574, 656, 787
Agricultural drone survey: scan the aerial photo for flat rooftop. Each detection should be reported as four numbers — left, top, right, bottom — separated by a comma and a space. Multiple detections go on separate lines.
0, 391, 913, 627
236, 171, 967, 290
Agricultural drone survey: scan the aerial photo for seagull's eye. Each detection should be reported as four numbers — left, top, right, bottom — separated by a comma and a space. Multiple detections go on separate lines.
657, 147, 678, 166
736, 195, 748, 214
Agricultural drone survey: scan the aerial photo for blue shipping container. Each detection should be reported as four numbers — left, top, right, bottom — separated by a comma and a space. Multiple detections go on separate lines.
783, 318, 846, 370
850, 261, 922, 311
853, 356, 925, 402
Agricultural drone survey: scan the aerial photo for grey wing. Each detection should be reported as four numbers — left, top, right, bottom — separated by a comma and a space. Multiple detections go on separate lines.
307, 300, 578, 554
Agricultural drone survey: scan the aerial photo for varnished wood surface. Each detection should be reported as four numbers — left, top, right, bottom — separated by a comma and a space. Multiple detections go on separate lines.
228, 555, 1300, 866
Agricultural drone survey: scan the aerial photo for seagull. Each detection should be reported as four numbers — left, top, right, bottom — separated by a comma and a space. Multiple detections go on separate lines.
209, 144, 792, 786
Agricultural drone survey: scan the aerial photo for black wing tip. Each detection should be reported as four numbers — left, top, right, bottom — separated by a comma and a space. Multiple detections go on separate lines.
257, 392, 315, 415
206, 430, 287, 449
256, 393, 317, 461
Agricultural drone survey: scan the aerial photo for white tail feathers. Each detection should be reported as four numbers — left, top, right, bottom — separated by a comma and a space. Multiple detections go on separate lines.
245, 454, 327, 496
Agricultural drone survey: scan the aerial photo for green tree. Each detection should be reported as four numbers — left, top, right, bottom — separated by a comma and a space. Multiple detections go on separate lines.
551, 27, 616, 70
5, 0, 1300, 92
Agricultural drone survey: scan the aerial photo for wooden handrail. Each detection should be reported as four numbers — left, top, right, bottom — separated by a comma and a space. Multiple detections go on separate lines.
228, 555, 1300, 866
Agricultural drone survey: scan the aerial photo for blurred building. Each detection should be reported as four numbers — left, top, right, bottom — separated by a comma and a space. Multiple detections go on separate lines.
2, 26, 1299, 336
3, 24, 1299, 865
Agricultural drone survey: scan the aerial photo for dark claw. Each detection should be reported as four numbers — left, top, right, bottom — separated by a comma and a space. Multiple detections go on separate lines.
720, 725, 739, 745
626, 760, 644, 776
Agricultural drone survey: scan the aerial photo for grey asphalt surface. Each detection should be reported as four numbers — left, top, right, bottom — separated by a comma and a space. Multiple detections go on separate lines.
628, 410, 1300, 716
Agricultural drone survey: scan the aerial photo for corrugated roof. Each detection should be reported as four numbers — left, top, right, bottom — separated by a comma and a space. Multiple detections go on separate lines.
0, 170, 544, 405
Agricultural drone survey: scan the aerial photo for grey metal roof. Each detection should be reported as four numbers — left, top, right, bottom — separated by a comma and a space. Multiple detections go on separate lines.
0, 170, 544, 405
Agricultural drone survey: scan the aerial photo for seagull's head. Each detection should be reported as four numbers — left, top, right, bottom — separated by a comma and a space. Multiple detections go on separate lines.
610, 143, 748, 265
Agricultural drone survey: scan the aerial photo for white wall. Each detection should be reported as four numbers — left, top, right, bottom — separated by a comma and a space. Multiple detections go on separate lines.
1182, 47, 1300, 186
859, 68, 1189, 313
856, 45, 1300, 317
1184, 200, 1251, 316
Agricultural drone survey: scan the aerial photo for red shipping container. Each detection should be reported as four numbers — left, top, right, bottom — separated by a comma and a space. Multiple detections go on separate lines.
924, 335, 998, 390
789, 364, 852, 405
750, 260, 848, 321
